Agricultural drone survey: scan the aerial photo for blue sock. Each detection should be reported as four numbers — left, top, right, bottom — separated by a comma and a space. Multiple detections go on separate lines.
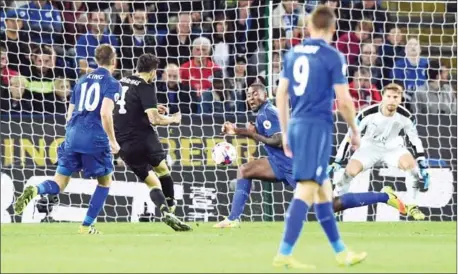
82, 185, 110, 226
278, 199, 310, 256
315, 202, 346, 254
228, 179, 252, 221
36, 180, 60, 195
340, 192, 389, 210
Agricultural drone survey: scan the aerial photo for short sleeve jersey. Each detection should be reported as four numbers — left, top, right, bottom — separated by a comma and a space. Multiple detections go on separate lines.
255, 101, 292, 169
66, 67, 121, 153
114, 75, 158, 142
281, 38, 347, 124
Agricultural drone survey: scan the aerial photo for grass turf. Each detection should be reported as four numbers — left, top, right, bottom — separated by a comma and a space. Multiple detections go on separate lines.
1, 222, 456, 273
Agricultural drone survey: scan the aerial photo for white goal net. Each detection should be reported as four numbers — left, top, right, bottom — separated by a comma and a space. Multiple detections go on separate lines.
0, 0, 456, 224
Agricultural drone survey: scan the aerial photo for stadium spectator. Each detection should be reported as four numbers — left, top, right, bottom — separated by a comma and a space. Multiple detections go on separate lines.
0, 9, 31, 75
413, 60, 456, 115
259, 52, 282, 96
17, 0, 63, 46
0, 45, 19, 87
391, 37, 428, 103
179, 37, 220, 94
354, 43, 382, 89
75, 10, 119, 75
156, 13, 197, 69
272, 0, 307, 40
104, 1, 130, 37
336, 20, 373, 66
249, 28, 287, 78
0, 75, 33, 114
350, 0, 390, 41
290, 15, 310, 47
232, 54, 248, 112
156, 63, 197, 114
119, 6, 156, 76
201, 70, 236, 113
211, 13, 236, 77
53, 1, 88, 47
348, 67, 382, 110
226, 0, 259, 54
379, 27, 405, 87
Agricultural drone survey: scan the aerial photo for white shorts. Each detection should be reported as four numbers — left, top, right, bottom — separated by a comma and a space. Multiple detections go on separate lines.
350, 141, 410, 170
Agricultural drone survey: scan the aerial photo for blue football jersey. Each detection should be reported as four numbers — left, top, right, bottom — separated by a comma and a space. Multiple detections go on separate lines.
255, 101, 292, 169
281, 38, 347, 124
65, 67, 121, 153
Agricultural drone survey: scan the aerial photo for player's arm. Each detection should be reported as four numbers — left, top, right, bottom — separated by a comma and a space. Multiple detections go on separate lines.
334, 112, 369, 163
139, 83, 180, 125
403, 115, 426, 160
100, 98, 116, 143
66, 103, 74, 122
235, 126, 283, 148
276, 78, 290, 139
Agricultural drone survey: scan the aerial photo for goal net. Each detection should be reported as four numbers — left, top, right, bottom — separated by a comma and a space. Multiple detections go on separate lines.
0, 0, 456, 224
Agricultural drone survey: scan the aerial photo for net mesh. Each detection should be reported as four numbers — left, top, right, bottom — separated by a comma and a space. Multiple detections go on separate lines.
0, 0, 456, 223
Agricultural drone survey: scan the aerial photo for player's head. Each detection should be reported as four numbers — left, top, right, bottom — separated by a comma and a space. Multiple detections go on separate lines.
247, 83, 267, 111
136, 53, 159, 83
382, 83, 403, 112
307, 5, 336, 43
95, 44, 117, 72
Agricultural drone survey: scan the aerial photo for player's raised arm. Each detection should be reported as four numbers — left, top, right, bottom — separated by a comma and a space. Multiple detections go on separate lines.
276, 57, 291, 154
101, 97, 118, 150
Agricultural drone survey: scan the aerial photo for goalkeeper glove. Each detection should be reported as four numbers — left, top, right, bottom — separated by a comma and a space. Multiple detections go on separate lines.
327, 162, 341, 176
417, 158, 430, 190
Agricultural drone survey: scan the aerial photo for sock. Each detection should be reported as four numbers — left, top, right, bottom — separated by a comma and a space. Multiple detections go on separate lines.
36, 180, 60, 195
409, 169, 420, 204
82, 185, 110, 226
339, 192, 389, 210
228, 179, 252, 221
278, 199, 310, 256
150, 188, 169, 215
159, 175, 175, 207
315, 202, 346, 254
335, 172, 354, 196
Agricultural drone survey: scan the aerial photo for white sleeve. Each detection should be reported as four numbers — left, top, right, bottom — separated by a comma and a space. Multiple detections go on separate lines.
404, 116, 426, 160
334, 112, 370, 163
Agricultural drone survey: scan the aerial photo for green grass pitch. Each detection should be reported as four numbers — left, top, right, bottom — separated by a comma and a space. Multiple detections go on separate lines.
1, 222, 456, 273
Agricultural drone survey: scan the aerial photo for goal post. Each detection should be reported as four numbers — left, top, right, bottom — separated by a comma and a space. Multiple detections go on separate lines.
0, 0, 456, 224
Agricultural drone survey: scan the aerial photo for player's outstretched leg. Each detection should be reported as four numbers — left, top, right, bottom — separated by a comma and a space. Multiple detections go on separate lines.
315, 180, 367, 267
398, 153, 426, 220
79, 173, 112, 235
14, 173, 69, 215
214, 158, 277, 229
145, 165, 192, 232
273, 181, 317, 270
333, 187, 406, 215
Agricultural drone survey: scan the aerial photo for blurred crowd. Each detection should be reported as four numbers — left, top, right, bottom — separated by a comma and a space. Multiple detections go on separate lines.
0, 0, 456, 116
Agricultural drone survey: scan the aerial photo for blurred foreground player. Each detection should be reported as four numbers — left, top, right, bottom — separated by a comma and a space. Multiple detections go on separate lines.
114, 53, 191, 232
274, 6, 366, 268
215, 83, 405, 228
14, 44, 121, 234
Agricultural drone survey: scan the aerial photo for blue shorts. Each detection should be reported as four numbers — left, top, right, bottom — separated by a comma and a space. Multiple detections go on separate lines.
288, 120, 332, 185
268, 156, 296, 189
57, 143, 113, 178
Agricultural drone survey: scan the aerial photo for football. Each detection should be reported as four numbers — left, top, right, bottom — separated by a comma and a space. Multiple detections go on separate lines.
212, 142, 237, 165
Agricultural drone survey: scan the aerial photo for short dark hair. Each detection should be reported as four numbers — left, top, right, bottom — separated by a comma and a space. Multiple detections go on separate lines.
136, 53, 158, 73
95, 44, 116, 66
310, 5, 336, 31
249, 82, 266, 93
32, 44, 53, 56
427, 60, 441, 81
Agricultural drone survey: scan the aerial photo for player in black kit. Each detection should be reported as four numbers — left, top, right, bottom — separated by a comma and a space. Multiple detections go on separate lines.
114, 53, 191, 232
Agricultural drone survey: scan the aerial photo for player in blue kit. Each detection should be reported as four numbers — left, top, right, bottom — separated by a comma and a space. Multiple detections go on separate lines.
14, 44, 120, 234
274, 6, 367, 268
214, 83, 406, 228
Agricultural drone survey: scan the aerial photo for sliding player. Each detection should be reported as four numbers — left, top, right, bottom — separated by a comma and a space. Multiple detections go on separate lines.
14, 44, 121, 234
114, 53, 191, 231
275, 6, 366, 268
328, 83, 430, 220
215, 83, 406, 229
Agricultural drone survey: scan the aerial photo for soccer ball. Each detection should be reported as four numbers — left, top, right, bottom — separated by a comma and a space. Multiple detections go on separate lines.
212, 142, 237, 165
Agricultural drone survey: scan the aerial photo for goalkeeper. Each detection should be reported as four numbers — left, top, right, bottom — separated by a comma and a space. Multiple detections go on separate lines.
328, 83, 429, 220
214, 83, 406, 228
